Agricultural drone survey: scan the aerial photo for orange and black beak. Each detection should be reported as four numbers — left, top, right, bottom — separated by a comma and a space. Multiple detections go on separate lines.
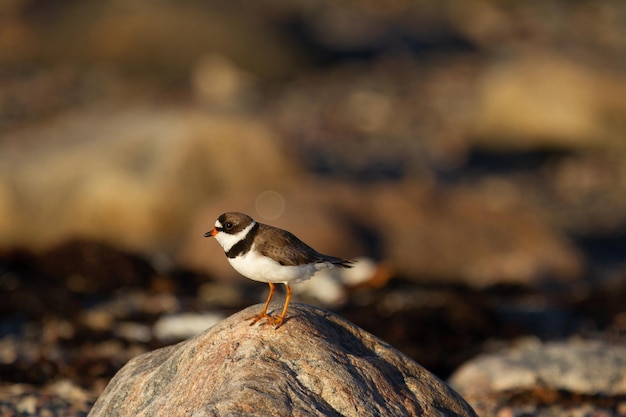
204, 228, 218, 238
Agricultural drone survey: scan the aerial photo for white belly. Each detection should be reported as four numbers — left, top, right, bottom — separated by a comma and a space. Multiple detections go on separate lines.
228, 246, 333, 284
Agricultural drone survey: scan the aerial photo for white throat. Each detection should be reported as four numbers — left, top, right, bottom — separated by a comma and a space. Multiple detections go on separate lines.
214, 221, 257, 253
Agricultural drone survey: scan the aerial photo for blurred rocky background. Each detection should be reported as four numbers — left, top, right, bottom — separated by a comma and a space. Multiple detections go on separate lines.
0, 0, 625, 415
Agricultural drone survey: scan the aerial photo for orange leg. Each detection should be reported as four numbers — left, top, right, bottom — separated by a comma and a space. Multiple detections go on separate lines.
269, 284, 292, 329
247, 282, 275, 325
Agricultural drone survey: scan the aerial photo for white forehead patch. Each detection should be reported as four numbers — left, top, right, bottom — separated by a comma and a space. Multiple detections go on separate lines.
215, 219, 222, 228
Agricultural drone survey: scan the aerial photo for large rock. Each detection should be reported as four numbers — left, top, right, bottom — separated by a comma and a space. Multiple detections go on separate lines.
449, 338, 626, 416
451, 338, 626, 397
88, 303, 477, 417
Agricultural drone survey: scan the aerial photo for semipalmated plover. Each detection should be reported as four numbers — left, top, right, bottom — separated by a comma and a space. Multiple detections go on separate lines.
205, 212, 352, 328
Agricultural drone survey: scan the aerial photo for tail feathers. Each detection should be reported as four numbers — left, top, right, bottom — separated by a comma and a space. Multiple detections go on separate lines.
335, 259, 354, 268
322, 255, 354, 268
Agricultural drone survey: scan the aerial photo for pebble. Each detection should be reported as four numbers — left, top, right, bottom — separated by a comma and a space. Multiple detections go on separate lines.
113, 322, 152, 343
15, 396, 36, 414
153, 312, 225, 342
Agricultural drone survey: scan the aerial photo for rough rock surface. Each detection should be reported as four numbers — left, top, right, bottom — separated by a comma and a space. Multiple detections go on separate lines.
450, 338, 626, 396
88, 303, 477, 417
449, 338, 626, 416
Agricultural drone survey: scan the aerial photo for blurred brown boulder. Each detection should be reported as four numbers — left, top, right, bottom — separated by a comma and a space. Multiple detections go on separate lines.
471, 54, 626, 150
0, 106, 299, 253
0, 2, 301, 80
343, 181, 584, 287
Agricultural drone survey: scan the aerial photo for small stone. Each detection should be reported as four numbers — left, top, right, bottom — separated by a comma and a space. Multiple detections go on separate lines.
81, 309, 114, 332
15, 395, 37, 414
39, 409, 55, 417
197, 282, 242, 307
48, 379, 91, 403
153, 312, 225, 342
113, 322, 152, 343
495, 406, 515, 417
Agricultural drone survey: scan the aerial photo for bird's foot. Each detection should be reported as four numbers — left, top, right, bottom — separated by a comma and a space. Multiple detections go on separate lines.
246, 312, 287, 328
246, 312, 272, 325
267, 315, 286, 329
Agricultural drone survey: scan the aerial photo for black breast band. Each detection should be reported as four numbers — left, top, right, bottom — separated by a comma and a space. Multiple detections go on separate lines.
226, 222, 259, 258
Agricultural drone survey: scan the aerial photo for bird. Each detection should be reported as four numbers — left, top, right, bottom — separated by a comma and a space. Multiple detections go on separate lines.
204, 212, 352, 328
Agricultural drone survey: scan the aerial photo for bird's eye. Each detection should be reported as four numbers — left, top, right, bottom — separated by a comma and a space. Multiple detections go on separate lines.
225, 222, 233, 229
